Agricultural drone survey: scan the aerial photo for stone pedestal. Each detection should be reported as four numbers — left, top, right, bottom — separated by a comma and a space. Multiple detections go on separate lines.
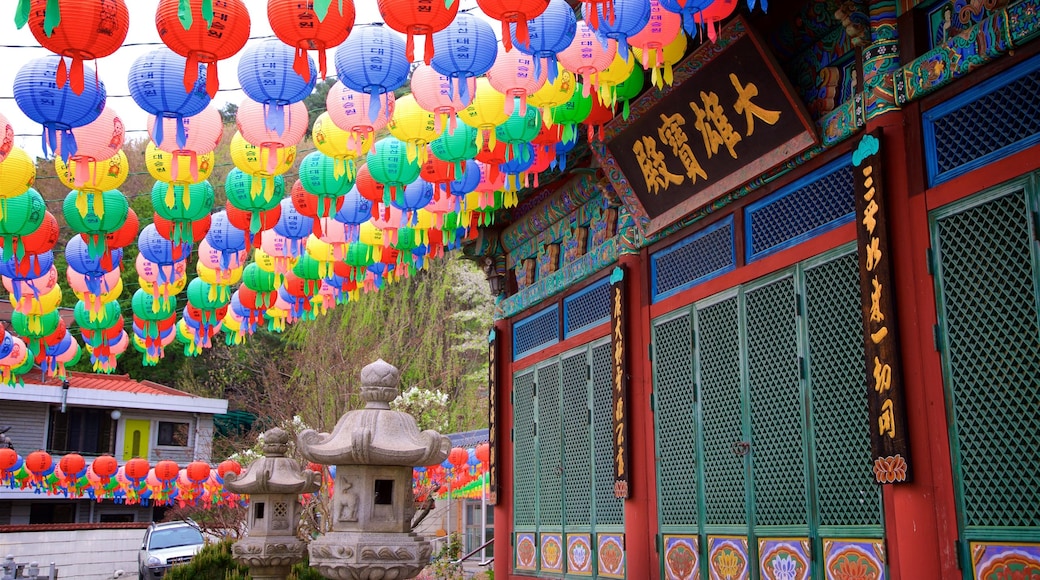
308, 532, 433, 580
231, 537, 308, 580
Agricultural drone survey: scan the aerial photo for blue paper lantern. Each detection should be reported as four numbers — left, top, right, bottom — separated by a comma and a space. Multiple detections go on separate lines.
13, 56, 106, 161
273, 198, 315, 257
334, 186, 373, 226
238, 39, 317, 135
204, 211, 248, 270
449, 160, 482, 197
510, 0, 577, 83
334, 25, 410, 122
1, 250, 54, 281
431, 13, 498, 103
65, 236, 121, 296
390, 179, 435, 218
500, 143, 535, 190
128, 48, 210, 150
659, 0, 715, 37
584, 0, 652, 60
138, 224, 191, 284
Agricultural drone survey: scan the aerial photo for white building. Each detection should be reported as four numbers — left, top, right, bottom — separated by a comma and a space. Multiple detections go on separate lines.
0, 370, 228, 525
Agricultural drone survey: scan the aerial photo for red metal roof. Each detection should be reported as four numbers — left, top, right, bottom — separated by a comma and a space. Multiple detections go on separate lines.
29, 370, 194, 398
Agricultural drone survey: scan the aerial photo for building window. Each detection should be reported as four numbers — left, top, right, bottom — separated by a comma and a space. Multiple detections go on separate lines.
29, 502, 76, 524
47, 407, 115, 455
157, 422, 190, 447
99, 513, 134, 523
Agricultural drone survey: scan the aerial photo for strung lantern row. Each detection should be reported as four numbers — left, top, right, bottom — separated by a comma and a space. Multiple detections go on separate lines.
0, 448, 244, 508
0, 443, 492, 507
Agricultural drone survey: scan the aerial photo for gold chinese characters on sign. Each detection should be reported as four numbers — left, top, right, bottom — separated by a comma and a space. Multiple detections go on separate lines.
487, 329, 498, 504
595, 17, 818, 238
852, 131, 911, 484
609, 267, 629, 499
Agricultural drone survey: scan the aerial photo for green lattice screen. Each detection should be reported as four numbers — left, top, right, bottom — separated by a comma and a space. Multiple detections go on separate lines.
592, 342, 624, 526
697, 297, 747, 526
652, 313, 700, 527
804, 253, 882, 527
513, 371, 538, 528
562, 352, 592, 529
537, 363, 564, 528
933, 186, 1040, 529
746, 277, 808, 527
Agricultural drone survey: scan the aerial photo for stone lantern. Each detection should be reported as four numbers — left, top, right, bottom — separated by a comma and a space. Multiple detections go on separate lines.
298, 359, 450, 580
225, 427, 322, 580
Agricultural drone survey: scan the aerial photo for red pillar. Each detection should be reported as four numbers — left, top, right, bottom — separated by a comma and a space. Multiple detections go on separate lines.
491, 318, 522, 580
619, 251, 660, 580
872, 108, 960, 579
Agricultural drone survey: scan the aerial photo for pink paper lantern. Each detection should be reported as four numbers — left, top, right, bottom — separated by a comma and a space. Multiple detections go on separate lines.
56, 106, 125, 188
486, 50, 548, 116
628, 0, 682, 70
326, 82, 395, 155
236, 99, 308, 149
558, 21, 618, 97
0, 112, 14, 164
148, 106, 223, 183
410, 63, 474, 134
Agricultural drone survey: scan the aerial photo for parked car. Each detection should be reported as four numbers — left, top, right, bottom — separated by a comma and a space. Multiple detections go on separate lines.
138, 521, 206, 579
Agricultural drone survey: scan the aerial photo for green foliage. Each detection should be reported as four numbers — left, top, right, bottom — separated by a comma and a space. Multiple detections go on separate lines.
417, 533, 465, 580
164, 540, 249, 580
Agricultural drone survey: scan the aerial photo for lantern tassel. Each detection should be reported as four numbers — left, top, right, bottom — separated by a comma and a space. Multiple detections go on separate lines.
177, 0, 193, 29
202, 0, 214, 28
405, 33, 416, 65
318, 46, 328, 80
205, 61, 218, 98
15, 0, 29, 29
184, 53, 200, 93
43, 0, 60, 36
70, 56, 84, 95
424, 33, 435, 66
293, 47, 312, 82
313, 0, 332, 21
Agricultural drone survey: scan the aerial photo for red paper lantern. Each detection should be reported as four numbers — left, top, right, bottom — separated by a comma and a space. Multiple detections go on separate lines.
355, 165, 386, 205
58, 453, 86, 477
377, 0, 459, 65
4, 211, 59, 257
217, 459, 242, 479
0, 448, 18, 471
475, 442, 490, 464
28, 0, 130, 94
184, 460, 211, 484
226, 203, 282, 236
124, 457, 150, 481
153, 213, 212, 244
291, 180, 345, 221
268, 0, 356, 81
25, 450, 53, 475
103, 207, 139, 250
91, 454, 118, 478
155, 0, 252, 97
154, 459, 180, 482
448, 446, 468, 468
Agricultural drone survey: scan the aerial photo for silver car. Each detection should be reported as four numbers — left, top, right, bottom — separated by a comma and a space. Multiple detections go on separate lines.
137, 521, 206, 579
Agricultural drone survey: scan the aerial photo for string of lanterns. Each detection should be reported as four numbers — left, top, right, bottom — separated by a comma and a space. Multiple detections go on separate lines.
0, 0, 756, 384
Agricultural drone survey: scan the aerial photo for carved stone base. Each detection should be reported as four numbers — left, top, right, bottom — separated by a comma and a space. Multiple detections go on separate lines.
232, 536, 307, 579
308, 531, 433, 580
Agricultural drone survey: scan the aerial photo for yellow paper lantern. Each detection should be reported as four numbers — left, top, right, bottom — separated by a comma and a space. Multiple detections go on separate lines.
305, 235, 337, 262
74, 278, 124, 307
459, 78, 509, 150
359, 222, 384, 247
138, 276, 188, 298
597, 53, 637, 108
633, 31, 687, 89
12, 284, 62, 316
387, 94, 443, 165
311, 112, 371, 180
56, 150, 129, 192
197, 263, 244, 287
230, 132, 297, 179
145, 141, 214, 184
0, 147, 36, 200
528, 68, 578, 127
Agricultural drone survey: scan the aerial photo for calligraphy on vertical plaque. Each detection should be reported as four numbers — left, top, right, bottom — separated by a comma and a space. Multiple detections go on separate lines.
487, 328, 498, 504
609, 267, 630, 499
852, 131, 911, 484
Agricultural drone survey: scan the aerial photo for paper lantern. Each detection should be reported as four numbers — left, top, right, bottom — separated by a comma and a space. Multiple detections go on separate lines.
551, 85, 593, 143
0, 148, 36, 207
659, 0, 714, 38
324, 88, 392, 160
55, 106, 125, 189
105, 207, 139, 250
58, 453, 86, 480
148, 106, 223, 182
236, 99, 308, 165
137, 224, 190, 283
273, 198, 316, 255
559, 22, 618, 98
155, 0, 252, 97
65, 235, 121, 294
459, 78, 509, 150
27, 0, 129, 94
185, 460, 211, 484
154, 460, 180, 482
387, 94, 443, 165
56, 151, 129, 214
63, 190, 128, 258
151, 181, 215, 245
487, 50, 547, 116
25, 451, 53, 476
367, 137, 423, 204
430, 121, 479, 175
377, 0, 459, 64
495, 102, 543, 162
91, 455, 119, 479
238, 39, 317, 134
125, 458, 150, 482
292, 180, 345, 225
584, 0, 651, 60
334, 186, 373, 227
509, 0, 576, 84
448, 446, 468, 468
12, 310, 59, 339
528, 68, 577, 127
13, 56, 106, 161
204, 211, 247, 270
230, 132, 297, 205
697, 0, 740, 42
0, 189, 46, 262
334, 25, 410, 122
355, 165, 386, 206
0, 448, 18, 473
128, 48, 210, 150
268, 0, 356, 81
410, 64, 474, 136
632, 27, 685, 88
299, 151, 357, 219
596, 52, 637, 108
628, 0, 681, 69
475, 0, 550, 51
430, 13, 498, 103
3, 264, 58, 305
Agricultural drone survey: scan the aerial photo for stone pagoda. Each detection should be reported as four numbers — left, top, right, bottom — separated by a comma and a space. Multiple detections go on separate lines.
298, 359, 450, 580
225, 427, 322, 580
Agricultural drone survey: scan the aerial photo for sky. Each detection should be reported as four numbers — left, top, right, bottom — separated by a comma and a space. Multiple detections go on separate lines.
0, 0, 495, 159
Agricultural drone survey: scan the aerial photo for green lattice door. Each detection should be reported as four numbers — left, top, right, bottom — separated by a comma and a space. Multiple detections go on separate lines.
930, 177, 1040, 577
653, 247, 884, 580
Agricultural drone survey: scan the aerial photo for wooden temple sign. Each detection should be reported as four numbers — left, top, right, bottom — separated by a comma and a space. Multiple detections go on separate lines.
609, 267, 630, 499
853, 131, 912, 484
487, 328, 498, 504
593, 16, 818, 238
